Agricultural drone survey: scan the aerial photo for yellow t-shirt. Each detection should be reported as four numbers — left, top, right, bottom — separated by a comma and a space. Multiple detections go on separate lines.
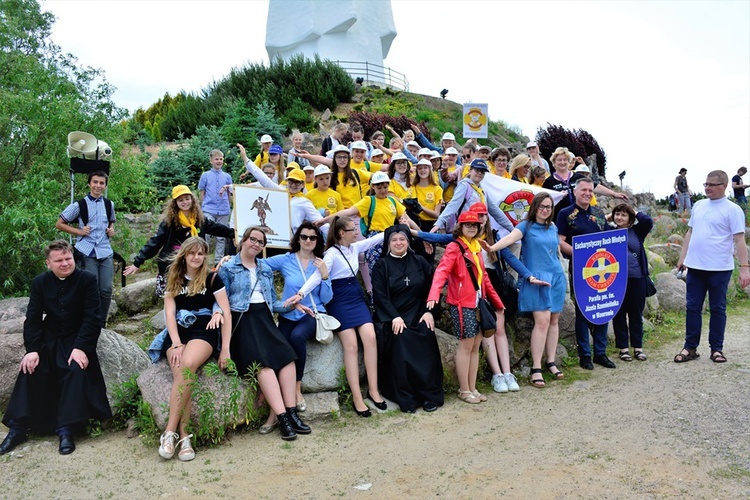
415, 184, 443, 221
442, 165, 458, 203
355, 196, 405, 232
389, 179, 414, 202
253, 151, 269, 168
336, 170, 371, 208
305, 181, 315, 193
306, 188, 344, 213
351, 160, 383, 173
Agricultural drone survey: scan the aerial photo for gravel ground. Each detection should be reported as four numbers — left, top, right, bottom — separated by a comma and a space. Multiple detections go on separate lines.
2, 306, 749, 499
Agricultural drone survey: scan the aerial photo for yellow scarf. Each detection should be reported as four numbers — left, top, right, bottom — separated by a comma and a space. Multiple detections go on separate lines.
469, 183, 486, 205
459, 236, 483, 288
178, 211, 199, 237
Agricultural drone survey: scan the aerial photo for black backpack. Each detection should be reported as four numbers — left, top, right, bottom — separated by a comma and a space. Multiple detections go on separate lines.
75, 197, 125, 285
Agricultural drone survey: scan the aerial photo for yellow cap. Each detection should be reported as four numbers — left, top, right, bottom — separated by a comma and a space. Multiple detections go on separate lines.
172, 185, 192, 199
286, 169, 306, 182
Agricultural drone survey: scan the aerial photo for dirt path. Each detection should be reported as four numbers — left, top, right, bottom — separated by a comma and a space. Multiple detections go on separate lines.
2, 308, 750, 499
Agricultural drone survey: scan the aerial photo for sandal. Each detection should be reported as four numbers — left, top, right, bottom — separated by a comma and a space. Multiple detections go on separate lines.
674, 348, 699, 363
710, 351, 727, 363
619, 349, 633, 362
530, 368, 545, 388
472, 390, 488, 403
458, 390, 481, 404
545, 362, 564, 379
634, 349, 647, 361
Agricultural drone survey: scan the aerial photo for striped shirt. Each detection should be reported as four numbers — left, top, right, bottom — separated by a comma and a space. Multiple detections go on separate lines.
60, 195, 114, 258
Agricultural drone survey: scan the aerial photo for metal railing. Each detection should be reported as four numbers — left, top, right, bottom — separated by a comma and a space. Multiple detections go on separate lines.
335, 60, 409, 92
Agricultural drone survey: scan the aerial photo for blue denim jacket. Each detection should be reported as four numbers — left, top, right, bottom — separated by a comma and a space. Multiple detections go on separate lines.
148, 308, 212, 363
218, 254, 290, 314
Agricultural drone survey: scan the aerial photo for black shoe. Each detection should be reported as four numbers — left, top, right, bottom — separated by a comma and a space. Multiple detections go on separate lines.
354, 406, 372, 418
285, 407, 311, 434
593, 354, 616, 369
366, 392, 387, 411
423, 401, 439, 412
579, 355, 594, 370
58, 434, 76, 455
402, 408, 416, 414
0, 430, 28, 455
276, 413, 297, 441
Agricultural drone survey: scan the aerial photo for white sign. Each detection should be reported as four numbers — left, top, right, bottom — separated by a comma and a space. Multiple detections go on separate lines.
462, 103, 489, 138
233, 185, 292, 249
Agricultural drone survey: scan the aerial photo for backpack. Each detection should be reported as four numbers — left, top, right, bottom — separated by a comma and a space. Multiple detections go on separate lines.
77, 197, 115, 227
360, 195, 397, 235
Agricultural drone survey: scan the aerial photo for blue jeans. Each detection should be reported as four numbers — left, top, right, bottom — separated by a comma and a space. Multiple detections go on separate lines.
80, 254, 113, 327
677, 192, 691, 214
684, 269, 732, 352
277, 315, 316, 381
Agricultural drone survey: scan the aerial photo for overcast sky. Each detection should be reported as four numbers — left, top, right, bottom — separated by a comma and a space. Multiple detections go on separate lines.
43, 0, 749, 199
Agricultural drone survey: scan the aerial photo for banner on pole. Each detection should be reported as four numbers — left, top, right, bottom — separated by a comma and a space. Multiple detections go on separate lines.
462, 103, 488, 138
233, 185, 292, 249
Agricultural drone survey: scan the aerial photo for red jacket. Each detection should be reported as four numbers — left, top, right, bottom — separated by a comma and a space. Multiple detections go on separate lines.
428, 240, 504, 311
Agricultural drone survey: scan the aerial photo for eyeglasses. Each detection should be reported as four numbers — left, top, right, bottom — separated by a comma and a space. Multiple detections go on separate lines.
334, 155, 349, 161
246, 236, 266, 247
703, 182, 725, 187
287, 179, 303, 186
463, 223, 481, 228
462, 154, 472, 159
538, 205, 553, 211
299, 234, 318, 242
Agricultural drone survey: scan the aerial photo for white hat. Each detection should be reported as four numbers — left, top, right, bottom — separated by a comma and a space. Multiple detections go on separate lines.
260, 134, 273, 143
416, 159, 432, 167
370, 171, 390, 185
406, 140, 420, 149
442, 132, 456, 141
302, 164, 315, 171
418, 148, 433, 157
478, 145, 492, 152
391, 152, 408, 162
430, 151, 441, 159
371, 148, 384, 157
332, 145, 350, 155
314, 165, 331, 176
350, 140, 367, 150
526, 141, 538, 148
444, 147, 459, 155
574, 165, 590, 173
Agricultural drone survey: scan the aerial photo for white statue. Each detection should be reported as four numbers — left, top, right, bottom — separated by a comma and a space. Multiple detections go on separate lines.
265, 0, 397, 72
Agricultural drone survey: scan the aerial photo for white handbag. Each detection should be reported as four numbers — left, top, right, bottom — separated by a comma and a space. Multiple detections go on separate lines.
295, 255, 339, 344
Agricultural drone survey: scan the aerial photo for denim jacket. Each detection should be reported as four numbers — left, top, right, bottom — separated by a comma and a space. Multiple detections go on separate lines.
218, 254, 291, 314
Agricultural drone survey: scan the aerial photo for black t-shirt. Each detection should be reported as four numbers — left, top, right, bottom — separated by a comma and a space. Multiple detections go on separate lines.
732, 175, 744, 198
543, 172, 590, 218
173, 271, 225, 313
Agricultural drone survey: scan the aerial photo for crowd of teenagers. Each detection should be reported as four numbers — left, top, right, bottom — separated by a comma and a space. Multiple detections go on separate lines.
3, 123, 747, 461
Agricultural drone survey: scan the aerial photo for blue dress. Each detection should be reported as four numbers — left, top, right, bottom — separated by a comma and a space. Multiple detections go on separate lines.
516, 221, 567, 313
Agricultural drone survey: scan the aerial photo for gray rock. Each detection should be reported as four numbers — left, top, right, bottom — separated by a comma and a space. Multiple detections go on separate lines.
116, 278, 157, 314
0, 297, 29, 335
648, 244, 682, 267
301, 338, 364, 393
96, 329, 150, 406
654, 272, 686, 312
666, 234, 684, 245
434, 328, 458, 386
106, 300, 118, 323
150, 309, 166, 331
0, 334, 24, 407
320, 108, 332, 121
559, 297, 577, 341
644, 294, 659, 317
300, 391, 340, 420
647, 251, 665, 270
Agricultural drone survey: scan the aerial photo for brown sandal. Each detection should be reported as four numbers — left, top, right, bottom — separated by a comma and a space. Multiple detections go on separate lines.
710, 351, 727, 363
674, 348, 699, 363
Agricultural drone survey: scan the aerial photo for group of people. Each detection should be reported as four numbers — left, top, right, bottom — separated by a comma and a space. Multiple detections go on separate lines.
3, 124, 748, 464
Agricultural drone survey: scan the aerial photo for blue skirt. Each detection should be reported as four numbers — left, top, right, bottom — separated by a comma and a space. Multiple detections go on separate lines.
329, 277, 372, 331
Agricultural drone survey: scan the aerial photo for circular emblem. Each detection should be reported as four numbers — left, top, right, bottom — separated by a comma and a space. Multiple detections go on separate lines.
463, 107, 487, 131
425, 193, 434, 202
327, 197, 335, 208
582, 248, 620, 292
498, 189, 535, 226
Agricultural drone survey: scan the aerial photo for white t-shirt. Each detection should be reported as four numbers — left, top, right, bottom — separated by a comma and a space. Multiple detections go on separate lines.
684, 197, 745, 271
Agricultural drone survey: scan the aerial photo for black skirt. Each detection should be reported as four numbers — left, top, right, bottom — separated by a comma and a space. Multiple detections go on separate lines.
230, 303, 297, 375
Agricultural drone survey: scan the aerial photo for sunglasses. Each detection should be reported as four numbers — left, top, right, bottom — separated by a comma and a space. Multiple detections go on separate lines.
463, 223, 481, 228
299, 234, 318, 242
462, 154, 472, 159
246, 236, 266, 247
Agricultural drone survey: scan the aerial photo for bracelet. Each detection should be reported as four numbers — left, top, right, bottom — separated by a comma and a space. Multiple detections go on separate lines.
213, 310, 223, 316
320, 275, 329, 280
740, 264, 750, 268
171, 344, 183, 350
296, 291, 304, 298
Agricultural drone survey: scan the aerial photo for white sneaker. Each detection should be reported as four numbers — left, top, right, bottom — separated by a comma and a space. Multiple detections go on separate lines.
158, 431, 179, 459
177, 434, 195, 462
504, 372, 520, 392
491, 373, 508, 393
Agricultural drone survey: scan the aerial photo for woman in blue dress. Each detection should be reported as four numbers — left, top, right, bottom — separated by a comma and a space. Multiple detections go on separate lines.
482, 192, 566, 387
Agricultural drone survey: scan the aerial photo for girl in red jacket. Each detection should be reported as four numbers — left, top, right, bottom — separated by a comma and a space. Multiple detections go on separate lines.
427, 211, 504, 404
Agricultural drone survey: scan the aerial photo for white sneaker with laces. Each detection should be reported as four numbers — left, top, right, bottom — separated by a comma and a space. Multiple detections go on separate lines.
491, 373, 509, 393
158, 431, 179, 459
504, 372, 520, 392
177, 434, 195, 462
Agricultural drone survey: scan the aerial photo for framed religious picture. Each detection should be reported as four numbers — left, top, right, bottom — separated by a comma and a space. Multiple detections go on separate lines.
233, 185, 292, 249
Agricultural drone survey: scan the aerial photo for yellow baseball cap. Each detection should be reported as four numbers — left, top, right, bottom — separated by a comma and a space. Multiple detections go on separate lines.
172, 185, 192, 199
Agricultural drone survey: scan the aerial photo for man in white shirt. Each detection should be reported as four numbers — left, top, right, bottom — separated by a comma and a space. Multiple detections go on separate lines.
674, 170, 750, 364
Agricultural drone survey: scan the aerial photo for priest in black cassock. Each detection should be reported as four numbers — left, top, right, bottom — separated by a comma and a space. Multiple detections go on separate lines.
0, 240, 111, 455
372, 225, 444, 413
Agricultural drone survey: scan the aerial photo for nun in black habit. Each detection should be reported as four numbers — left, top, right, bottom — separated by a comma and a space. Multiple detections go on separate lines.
372, 225, 444, 413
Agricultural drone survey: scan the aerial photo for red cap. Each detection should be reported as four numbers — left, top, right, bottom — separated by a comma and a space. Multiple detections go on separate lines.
457, 211, 481, 224
469, 202, 488, 215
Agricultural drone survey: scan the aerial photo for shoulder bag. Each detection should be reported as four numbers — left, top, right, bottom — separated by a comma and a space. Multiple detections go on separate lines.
453, 241, 496, 338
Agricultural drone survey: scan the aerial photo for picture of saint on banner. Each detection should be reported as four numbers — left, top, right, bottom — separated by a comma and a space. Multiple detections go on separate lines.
572, 228, 628, 324
233, 185, 292, 248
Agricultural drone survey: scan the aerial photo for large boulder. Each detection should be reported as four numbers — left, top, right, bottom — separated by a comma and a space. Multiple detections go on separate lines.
0, 297, 29, 335
648, 244, 682, 267
0, 334, 24, 407
116, 278, 158, 314
646, 251, 665, 271
301, 338, 364, 392
654, 272, 686, 312
666, 234, 684, 245
434, 328, 458, 386
643, 293, 659, 317
150, 309, 166, 331
96, 329, 150, 406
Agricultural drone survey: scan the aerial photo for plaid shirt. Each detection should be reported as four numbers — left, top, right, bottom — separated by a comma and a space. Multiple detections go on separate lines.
60, 195, 114, 258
